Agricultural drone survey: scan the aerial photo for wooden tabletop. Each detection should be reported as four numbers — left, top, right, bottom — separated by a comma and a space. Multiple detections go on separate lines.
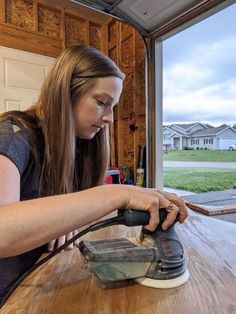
2, 210, 236, 314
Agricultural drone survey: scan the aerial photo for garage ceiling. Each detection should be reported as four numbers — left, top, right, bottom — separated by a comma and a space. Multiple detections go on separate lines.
71, 0, 235, 37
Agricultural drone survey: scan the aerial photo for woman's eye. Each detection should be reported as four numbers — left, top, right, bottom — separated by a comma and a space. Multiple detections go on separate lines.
97, 100, 106, 106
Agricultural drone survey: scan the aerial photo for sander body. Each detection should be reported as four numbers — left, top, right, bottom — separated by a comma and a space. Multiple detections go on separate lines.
79, 209, 189, 288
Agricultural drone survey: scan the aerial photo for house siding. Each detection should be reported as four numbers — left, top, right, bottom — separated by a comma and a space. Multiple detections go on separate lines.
187, 137, 215, 149
163, 123, 236, 150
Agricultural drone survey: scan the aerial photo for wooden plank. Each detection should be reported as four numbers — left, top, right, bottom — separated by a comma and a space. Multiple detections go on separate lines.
185, 200, 236, 216
1, 209, 236, 313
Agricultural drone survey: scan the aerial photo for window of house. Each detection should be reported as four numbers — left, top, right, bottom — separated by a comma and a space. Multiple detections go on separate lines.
191, 139, 199, 145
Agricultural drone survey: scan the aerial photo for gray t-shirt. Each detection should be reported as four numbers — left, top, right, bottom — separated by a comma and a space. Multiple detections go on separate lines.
0, 119, 46, 305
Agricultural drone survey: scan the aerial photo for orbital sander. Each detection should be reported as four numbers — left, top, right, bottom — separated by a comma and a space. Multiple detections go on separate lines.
0, 208, 189, 308
79, 208, 190, 288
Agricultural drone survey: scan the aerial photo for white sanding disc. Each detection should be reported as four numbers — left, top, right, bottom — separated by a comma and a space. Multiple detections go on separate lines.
135, 269, 190, 289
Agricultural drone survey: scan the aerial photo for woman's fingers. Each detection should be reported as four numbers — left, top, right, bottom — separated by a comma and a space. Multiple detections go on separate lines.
47, 239, 56, 252
163, 192, 188, 223
161, 201, 179, 230
144, 199, 160, 231
151, 189, 188, 224
141, 188, 184, 230
47, 230, 80, 252
56, 235, 66, 250
125, 186, 184, 231
64, 233, 74, 250
73, 229, 80, 247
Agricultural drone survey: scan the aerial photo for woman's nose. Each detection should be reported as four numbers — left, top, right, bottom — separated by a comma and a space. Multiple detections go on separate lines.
102, 109, 114, 124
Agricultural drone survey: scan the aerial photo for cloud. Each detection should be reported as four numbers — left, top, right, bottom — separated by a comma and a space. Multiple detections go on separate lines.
163, 79, 236, 125
164, 63, 213, 92
163, 13, 236, 127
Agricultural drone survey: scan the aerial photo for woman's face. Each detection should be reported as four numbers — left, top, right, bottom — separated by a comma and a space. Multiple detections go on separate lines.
75, 76, 123, 139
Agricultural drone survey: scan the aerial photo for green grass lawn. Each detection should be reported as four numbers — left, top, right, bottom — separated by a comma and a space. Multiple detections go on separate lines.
163, 149, 236, 162
164, 167, 236, 193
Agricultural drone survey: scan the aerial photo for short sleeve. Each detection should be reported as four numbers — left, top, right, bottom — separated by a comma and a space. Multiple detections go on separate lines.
0, 120, 30, 175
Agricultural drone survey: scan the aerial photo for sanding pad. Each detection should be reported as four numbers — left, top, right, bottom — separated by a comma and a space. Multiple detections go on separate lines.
135, 269, 190, 289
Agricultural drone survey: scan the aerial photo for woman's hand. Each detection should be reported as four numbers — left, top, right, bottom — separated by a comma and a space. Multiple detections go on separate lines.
155, 189, 188, 225
121, 185, 188, 232
47, 229, 80, 252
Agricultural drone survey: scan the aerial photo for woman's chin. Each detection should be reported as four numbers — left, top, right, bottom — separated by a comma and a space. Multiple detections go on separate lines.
78, 132, 96, 140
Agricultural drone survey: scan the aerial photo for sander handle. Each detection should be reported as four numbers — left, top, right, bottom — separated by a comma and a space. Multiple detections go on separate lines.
118, 208, 178, 227
118, 209, 150, 226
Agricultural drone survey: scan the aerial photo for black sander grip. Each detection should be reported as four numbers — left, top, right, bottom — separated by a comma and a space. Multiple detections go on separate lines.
118, 208, 175, 227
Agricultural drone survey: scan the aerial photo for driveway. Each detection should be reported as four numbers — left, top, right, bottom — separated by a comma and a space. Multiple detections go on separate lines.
163, 161, 236, 169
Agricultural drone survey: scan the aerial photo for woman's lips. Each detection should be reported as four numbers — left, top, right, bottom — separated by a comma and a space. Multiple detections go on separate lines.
91, 125, 101, 132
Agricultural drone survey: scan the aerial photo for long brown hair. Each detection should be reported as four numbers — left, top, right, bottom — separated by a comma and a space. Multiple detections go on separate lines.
0, 45, 124, 196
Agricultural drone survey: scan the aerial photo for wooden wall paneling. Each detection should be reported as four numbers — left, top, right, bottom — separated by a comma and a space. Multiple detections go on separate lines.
133, 30, 138, 180
109, 123, 115, 167
89, 21, 102, 51
123, 117, 135, 170
100, 24, 108, 55
0, 22, 62, 57
0, 0, 6, 22
122, 72, 134, 118
120, 24, 136, 175
38, 3, 61, 39
120, 36, 134, 77
5, 0, 34, 30
0, 0, 62, 56
113, 120, 118, 166
108, 20, 117, 48
120, 22, 132, 40
107, 20, 146, 178
116, 24, 124, 169
33, 1, 38, 32
135, 33, 145, 117
108, 20, 121, 167
134, 32, 146, 181
0, 0, 147, 177
139, 118, 146, 147
60, 9, 66, 50
108, 41, 118, 166
65, 13, 87, 47
1, 0, 109, 57
36, 0, 112, 26
85, 20, 90, 45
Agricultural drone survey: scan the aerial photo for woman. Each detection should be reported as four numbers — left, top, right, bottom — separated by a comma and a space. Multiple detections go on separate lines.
0, 45, 187, 301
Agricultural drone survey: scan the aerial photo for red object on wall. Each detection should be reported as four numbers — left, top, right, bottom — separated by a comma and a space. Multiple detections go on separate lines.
105, 167, 125, 184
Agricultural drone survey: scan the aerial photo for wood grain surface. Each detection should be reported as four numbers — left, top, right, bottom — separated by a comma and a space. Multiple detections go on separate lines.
1, 210, 236, 314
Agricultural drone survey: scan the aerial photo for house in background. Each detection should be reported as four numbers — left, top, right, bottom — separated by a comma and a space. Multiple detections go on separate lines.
163, 122, 207, 150
163, 123, 236, 150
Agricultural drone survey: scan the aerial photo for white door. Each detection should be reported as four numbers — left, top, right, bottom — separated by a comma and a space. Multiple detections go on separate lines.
0, 46, 55, 113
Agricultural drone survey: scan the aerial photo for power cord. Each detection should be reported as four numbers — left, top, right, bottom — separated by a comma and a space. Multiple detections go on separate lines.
0, 209, 150, 308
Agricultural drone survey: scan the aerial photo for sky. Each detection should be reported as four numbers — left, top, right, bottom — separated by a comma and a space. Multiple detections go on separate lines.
163, 3, 236, 127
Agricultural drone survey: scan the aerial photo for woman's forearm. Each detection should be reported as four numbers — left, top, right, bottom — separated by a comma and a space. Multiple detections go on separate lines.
0, 185, 125, 257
